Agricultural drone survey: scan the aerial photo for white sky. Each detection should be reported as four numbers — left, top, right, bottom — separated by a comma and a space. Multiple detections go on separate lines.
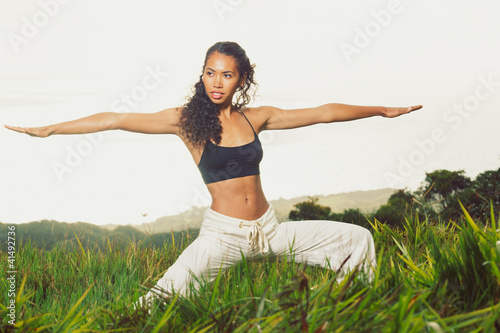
1, 0, 499, 225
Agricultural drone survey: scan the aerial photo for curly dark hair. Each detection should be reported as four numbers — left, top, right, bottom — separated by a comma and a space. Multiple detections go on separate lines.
178, 41, 258, 148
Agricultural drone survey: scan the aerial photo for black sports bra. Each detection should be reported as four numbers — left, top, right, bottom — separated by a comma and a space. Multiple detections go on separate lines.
197, 112, 263, 184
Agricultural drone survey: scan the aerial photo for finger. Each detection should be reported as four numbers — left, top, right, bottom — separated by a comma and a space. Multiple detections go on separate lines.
4, 125, 25, 133
410, 105, 423, 111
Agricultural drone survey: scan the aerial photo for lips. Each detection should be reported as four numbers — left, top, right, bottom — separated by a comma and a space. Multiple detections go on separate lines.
211, 92, 223, 99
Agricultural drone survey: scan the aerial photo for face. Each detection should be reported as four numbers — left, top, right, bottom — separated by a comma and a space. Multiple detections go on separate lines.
202, 52, 244, 107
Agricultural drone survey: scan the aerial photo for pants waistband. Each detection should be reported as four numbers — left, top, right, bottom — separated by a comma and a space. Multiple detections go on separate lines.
204, 204, 274, 225
202, 205, 276, 254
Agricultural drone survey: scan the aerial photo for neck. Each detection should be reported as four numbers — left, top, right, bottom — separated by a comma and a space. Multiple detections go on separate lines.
219, 104, 236, 119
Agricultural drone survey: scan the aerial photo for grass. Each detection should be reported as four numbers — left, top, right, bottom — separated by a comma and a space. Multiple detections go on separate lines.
1, 203, 499, 332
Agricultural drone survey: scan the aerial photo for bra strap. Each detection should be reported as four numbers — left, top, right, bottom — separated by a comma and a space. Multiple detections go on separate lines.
240, 111, 257, 136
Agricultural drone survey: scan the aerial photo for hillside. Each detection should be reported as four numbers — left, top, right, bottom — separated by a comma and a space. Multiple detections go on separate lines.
0, 219, 197, 251
127, 188, 396, 234
1, 188, 395, 248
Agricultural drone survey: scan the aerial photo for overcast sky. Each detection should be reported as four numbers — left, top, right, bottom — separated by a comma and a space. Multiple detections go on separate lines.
1, 0, 499, 225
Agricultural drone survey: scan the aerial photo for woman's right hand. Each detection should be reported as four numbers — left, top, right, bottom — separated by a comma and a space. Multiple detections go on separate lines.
4, 125, 51, 138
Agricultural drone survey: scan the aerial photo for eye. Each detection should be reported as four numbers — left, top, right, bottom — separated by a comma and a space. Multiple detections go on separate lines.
206, 71, 213, 76
224, 74, 232, 78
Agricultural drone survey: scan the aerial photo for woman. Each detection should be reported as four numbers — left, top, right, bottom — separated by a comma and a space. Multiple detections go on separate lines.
5, 41, 422, 308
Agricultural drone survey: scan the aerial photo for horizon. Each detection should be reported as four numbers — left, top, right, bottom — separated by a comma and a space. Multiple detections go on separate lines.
1, 187, 398, 226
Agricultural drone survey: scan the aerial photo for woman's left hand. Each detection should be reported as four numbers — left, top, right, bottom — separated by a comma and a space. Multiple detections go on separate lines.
382, 105, 423, 118
4, 125, 51, 137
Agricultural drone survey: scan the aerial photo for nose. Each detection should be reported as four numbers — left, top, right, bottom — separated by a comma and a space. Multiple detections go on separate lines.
213, 74, 222, 88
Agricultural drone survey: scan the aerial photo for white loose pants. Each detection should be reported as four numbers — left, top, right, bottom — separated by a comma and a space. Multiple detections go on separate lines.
141, 205, 376, 303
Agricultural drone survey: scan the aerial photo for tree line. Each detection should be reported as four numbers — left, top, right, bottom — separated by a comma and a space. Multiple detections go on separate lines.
0, 220, 198, 251
288, 167, 500, 228
6, 167, 498, 249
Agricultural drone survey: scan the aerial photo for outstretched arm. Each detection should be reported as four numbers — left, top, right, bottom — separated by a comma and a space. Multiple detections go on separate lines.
5, 112, 116, 137
261, 103, 423, 131
4, 108, 181, 137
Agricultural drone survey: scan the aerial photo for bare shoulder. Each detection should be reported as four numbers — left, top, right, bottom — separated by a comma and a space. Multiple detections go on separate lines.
241, 106, 279, 133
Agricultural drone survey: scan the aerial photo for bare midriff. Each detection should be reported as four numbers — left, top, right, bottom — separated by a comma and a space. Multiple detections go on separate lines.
206, 175, 270, 221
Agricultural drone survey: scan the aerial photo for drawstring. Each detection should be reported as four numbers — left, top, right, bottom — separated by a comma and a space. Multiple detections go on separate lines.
239, 221, 269, 254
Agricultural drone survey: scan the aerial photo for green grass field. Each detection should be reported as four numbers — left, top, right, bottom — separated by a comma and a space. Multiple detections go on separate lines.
1, 203, 500, 332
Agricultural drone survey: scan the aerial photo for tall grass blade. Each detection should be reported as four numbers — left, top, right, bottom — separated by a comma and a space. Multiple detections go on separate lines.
459, 200, 486, 240
73, 230, 86, 259
151, 294, 179, 333
54, 282, 94, 331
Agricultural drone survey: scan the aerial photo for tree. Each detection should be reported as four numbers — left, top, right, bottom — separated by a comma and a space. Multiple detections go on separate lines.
441, 187, 478, 221
288, 197, 332, 221
468, 167, 500, 220
373, 204, 403, 228
387, 189, 416, 211
373, 189, 421, 227
474, 168, 500, 203
419, 170, 472, 210
340, 208, 369, 228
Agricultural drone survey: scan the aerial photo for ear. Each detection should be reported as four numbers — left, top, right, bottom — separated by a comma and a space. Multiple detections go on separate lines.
239, 73, 247, 87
